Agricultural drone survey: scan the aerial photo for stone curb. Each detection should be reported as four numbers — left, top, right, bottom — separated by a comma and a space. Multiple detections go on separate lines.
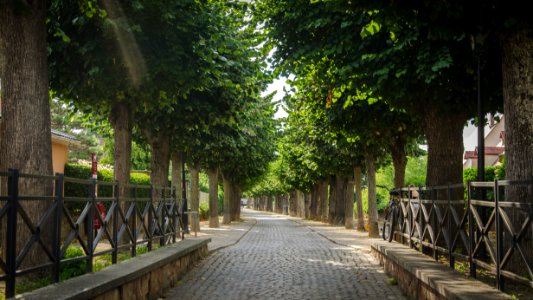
15, 238, 210, 300
372, 241, 512, 300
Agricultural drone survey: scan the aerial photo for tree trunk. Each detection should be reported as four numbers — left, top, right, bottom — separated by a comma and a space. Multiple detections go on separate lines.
266, 194, 273, 212
149, 134, 170, 238
502, 31, 533, 185
223, 176, 231, 224
110, 101, 134, 206
345, 178, 355, 229
149, 134, 170, 188
328, 176, 337, 224
335, 176, 347, 225
171, 152, 183, 206
365, 151, 380, 237
297, 190, 305, 218
304, 192, 311, 219
189, 164, 200, 232
231, 184, 241, 221
501, 30, 533, 272
289, 191, 297, 216
0, 0, 52, 272
423, 106, 466, 186
354, 166, 365, 231
275, 194, 283, 214
309, 185, 317, 220
390, 133, 407, 189
315, 185, 322, 219
208, 168, 219, 228
319, 180, 329, 223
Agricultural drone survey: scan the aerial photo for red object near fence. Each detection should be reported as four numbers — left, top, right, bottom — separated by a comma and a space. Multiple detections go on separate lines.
93, 202, 106, 229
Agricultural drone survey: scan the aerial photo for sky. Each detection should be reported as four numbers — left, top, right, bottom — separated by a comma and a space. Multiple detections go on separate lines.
263, 76, 289, 119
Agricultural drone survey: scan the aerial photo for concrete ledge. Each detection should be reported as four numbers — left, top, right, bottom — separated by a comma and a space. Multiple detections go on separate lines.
16, 238, 210, 300
371, 241, 511, 300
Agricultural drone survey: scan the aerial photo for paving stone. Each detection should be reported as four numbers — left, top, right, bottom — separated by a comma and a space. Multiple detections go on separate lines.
164, 210, 405, 300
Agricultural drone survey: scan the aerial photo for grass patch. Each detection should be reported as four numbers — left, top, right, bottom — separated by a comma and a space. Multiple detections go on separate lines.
15, 277, 51, 295
436, 256, 533, 300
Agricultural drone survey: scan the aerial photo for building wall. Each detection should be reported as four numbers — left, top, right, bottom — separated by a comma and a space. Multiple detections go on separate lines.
484, 117, 505, 147
52, 142, 68, 174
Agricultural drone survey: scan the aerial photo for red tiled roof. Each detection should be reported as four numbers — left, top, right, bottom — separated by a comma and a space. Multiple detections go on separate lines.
482, 146, 505, 156
464, 147, 505, 159
464, 151, 477, 159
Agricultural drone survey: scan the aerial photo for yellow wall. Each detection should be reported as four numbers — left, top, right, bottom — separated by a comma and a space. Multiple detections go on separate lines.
52, 142, 68, 174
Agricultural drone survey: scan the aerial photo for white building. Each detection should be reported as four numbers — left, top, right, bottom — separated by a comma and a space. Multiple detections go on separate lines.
463, 114, 505, 169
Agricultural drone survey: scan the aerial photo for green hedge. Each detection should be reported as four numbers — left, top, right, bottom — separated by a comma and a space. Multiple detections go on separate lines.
64, 164, 152, 211
463, 165, 505, 182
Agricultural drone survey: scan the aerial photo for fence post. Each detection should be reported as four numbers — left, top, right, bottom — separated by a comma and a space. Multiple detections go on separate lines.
432, 188, 438, 261
160, 188, 165, 247
447, 183, 454, 268
467, 181, 476, 277
172, 187, 177, 244
6, 169, 19, 298
418, 186, 423, 254
407, 192, 415, 249
131, 186, 137, 258
53, 173, 64, 283
86, 179, 96, 273
112, 181, 118, 265
148, 185, 153, 252
495, 180, 500, 285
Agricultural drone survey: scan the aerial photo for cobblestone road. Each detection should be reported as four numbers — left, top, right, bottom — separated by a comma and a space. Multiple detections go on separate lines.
165, 211, 406, 300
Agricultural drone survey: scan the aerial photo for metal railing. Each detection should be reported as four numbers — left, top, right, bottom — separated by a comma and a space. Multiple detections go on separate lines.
0, 169, 184, 298
391, 179, 533, 292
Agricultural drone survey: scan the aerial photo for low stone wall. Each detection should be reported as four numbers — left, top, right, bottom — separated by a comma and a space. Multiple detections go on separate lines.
16, 238, 210, 300
371, 241, 511, 300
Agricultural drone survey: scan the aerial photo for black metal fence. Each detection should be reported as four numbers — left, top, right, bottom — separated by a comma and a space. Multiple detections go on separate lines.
0, 169, 183, 298
392, 179, 533, 292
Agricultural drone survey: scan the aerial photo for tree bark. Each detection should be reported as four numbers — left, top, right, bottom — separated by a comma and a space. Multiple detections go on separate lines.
223, 176, 231, 224
149, 134, 170, 188
309, 184, 319, 220
208, 168, 219, 228
423, 106, 466, 186
328, 176, 337, 224
319, 180, 329, 223
335, 176, 347, 225
502, 31, 533, 184
189, 164, 200, 232
171, 152, 183, 206
365, 151, 380, 237
230, 183, 241, 221
501, 30, 533, 272
289, 190, 297, 216
266, 194, 273, 212
345, 179, 355, 229
0, 0, 52, 271
304, 192, 311, 219
390, 133, 407, 189
354, 166, 365, 231
110, 101, 134, 206
297, 190, 305, 218
275, 194, 283, 214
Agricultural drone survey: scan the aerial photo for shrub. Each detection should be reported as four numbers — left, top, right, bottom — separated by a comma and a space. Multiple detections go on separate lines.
218, 191, 224, 215
64, 163, 151, 200
60, 246, 86, 281
199, 202, 210, 221
360, 188, 388, 214
463, 165, 505, 182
